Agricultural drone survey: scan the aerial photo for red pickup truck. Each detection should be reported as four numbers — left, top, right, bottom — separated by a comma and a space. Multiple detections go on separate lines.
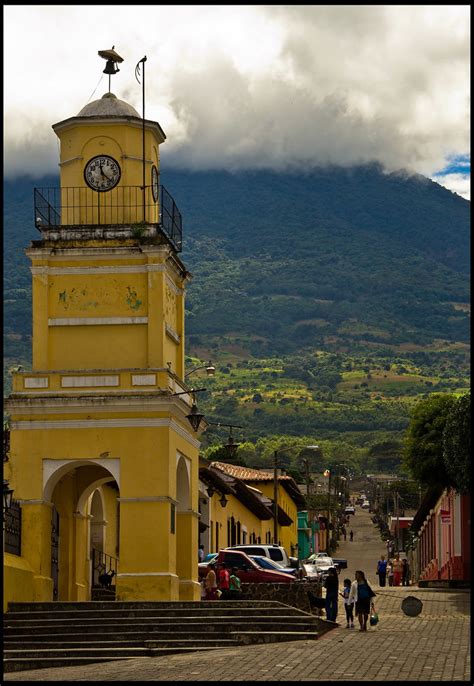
199, 549, 294, 583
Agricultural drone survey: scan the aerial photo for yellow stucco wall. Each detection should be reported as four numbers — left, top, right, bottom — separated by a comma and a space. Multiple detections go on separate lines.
55, 120, 163, 225
28, 247, 184, 373
207, 481, 299, 555
3, 554, 36, 612
251, 481, 299, 553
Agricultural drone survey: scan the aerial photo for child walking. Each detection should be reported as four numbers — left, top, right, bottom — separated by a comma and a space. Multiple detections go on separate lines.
340, 577, 355, 628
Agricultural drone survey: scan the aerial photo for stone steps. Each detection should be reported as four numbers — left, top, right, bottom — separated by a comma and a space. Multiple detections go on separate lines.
4, 606, 307, 620
3, 600, 324, 672
7, 600, 284, 611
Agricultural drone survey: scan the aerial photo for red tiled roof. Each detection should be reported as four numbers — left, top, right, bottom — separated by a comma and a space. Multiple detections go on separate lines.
211, 462, 292, 481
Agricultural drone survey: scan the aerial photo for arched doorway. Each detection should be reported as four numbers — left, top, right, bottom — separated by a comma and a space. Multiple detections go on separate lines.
175, 453, 199, 599
44, 460, 120, 601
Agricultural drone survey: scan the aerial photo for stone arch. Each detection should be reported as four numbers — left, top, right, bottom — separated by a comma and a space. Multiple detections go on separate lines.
77, 477, 114, 517
176, 453, 190, 511
43, 458, 120, 502
44, 460, 120, 601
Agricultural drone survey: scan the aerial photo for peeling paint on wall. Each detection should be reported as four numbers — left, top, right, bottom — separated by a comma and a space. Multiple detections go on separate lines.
58, 288, 99, 310
126, 286, 142, 311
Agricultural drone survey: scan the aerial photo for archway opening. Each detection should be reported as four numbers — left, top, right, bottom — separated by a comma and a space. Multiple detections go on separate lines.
47, 462, 119, 601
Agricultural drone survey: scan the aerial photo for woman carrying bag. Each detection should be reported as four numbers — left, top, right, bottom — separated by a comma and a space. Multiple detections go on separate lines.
348, 570, 376, 631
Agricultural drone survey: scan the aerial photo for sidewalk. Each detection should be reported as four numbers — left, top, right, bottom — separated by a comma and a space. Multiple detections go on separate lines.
5, 509, 471, 682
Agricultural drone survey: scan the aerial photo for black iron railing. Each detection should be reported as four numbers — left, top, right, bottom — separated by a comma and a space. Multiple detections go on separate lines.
5, 500, 21, 556
160, 184, 183, 253
91, 548, 118, 589
34, 184, 182, 252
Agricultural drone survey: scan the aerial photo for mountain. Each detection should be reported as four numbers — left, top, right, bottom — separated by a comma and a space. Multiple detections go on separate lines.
164, 165, 469, 355
3, 165, 470, 470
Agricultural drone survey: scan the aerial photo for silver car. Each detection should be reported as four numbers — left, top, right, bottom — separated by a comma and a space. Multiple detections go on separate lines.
303, 554, 337, 581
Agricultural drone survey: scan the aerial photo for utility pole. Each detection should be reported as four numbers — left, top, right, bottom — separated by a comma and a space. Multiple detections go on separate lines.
326, 470, 331, 552
395, 491, 400, 552
273, 451, 278, 545
305, 459, 311, 498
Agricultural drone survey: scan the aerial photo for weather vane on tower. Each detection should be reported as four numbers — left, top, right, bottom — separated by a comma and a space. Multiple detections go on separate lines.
98, 46, 124, 93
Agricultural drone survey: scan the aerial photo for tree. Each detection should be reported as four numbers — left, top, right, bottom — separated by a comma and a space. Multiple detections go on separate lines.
403, 394, 456, 487
443, 393, 470, 494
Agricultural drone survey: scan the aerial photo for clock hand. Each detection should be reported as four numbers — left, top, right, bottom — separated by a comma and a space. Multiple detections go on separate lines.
101, 165, 113, 180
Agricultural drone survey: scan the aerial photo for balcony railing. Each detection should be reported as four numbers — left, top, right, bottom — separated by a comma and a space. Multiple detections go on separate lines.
91, 548, 118, 590
34, 184, 182, 252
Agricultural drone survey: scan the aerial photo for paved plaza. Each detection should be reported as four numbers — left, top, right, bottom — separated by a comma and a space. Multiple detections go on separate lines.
5, 509, 470, 682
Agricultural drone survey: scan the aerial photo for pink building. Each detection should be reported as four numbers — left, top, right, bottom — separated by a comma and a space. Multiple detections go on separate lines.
409, 486, 470, 583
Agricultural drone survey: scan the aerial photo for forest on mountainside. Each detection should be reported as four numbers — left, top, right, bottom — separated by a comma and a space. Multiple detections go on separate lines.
3, 165, 470, 474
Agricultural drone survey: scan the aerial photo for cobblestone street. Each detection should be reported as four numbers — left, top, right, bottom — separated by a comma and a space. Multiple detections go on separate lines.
5, 508, 470, 682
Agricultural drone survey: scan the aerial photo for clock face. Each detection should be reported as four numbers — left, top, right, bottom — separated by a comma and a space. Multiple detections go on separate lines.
84, 155, 121, 191
151, 165, 159, 202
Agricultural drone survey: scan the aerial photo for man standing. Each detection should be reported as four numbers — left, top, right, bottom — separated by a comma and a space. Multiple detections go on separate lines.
198, 544, 205, 563
376, 554, 387, 586
324, 567, 339, 622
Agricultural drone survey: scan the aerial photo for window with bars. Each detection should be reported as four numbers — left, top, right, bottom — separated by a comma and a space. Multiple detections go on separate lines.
5, 500, 21, 556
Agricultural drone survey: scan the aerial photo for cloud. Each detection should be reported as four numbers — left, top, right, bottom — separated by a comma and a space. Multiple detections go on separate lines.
3, 5, 470, 182
431, 173, 470, 201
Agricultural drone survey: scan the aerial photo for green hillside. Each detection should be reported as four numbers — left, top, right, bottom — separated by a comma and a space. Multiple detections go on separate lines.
3, 166, 470, 473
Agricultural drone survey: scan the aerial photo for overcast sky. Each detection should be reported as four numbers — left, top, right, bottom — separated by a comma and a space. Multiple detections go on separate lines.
4, 5, 470, 199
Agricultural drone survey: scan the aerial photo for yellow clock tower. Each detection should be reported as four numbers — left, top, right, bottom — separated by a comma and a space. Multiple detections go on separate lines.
4, 50, 203, 606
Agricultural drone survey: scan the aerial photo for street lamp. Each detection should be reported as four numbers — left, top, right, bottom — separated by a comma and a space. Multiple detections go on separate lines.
206, 422, 243, 461
323, 468, 332, 540
171, 388, 207, 432
185, 361, 216, 379
273, 444, 320, 545
331, 463, 349, 544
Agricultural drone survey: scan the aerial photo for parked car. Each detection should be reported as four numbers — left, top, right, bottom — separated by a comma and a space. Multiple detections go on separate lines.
309, 552, 331, 559
203, 553, 217, 563
224, 544, 296, 569
361, 501, 370, 509
249, 555, 297, 576
344, 506, 355, 515
301, 562, 322, 582
304, 554, 338, 580
198, 549, 295, 583
332, 557, 348, 569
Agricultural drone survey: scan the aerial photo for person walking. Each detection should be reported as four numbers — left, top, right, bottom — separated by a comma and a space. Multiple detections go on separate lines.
387, 558, 394, 586
324, 567, 339, 622
228, 567, 242, 600
342, 527, 347, 542
401, 558, 410, 586
204, 565, 218, 600
217, 563, 231, 599
376, 554, 387, 587
340, 577, 355, 628
349, 570, 376, 631
392, 553, 403, 586
349, 529, 354, 542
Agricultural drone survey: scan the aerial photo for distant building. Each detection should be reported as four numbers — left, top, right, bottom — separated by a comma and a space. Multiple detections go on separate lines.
199, 461, 305, 557
407, 487, 470, 583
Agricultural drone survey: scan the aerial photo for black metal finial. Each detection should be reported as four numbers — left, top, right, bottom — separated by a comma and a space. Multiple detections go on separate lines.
98, 47, 124, 93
